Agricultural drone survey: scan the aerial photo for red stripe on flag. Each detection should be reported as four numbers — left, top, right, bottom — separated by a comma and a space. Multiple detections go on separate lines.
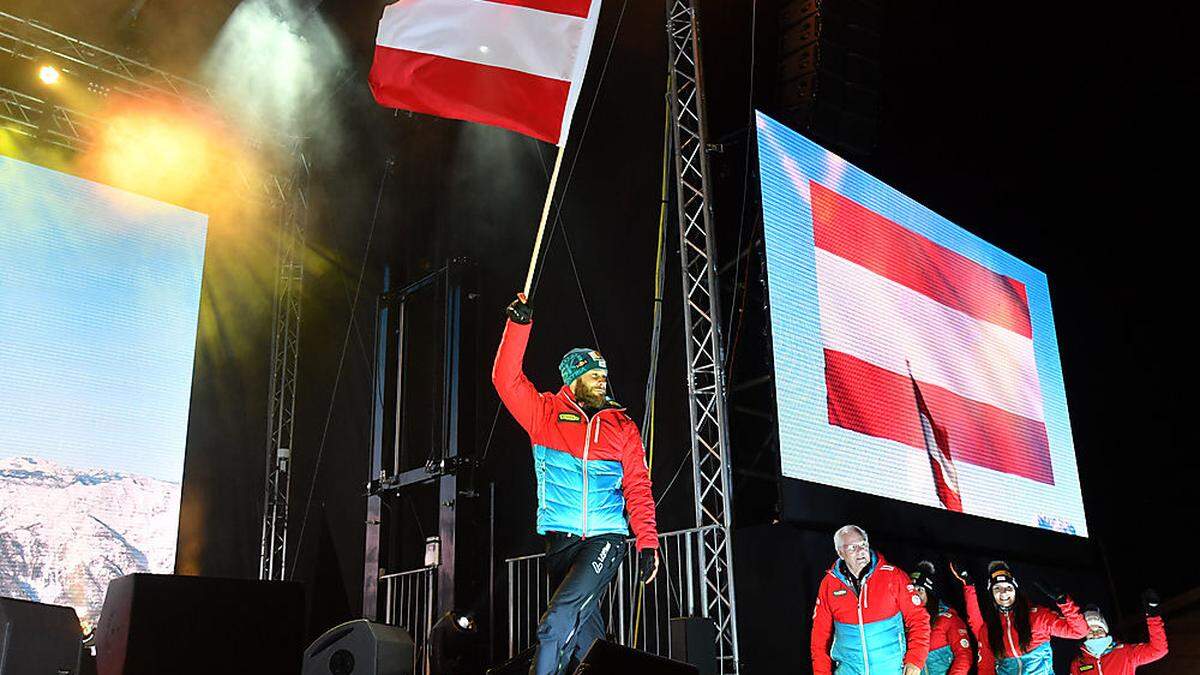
810, 181, 1033, 338
369, 46, 569, 145
824, 349, 1054, 484
485, 0, 592, 18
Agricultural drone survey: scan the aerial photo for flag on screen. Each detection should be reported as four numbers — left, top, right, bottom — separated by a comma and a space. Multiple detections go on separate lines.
813, 180, 1055, 485
368, 0, 602, 146
911, 367, 963, 511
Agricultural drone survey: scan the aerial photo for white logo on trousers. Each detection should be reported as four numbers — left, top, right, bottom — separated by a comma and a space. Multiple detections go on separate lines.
592, 542, 612, 574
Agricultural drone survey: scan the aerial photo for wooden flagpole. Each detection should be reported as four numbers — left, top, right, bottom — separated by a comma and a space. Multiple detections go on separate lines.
523, 144, 566, 298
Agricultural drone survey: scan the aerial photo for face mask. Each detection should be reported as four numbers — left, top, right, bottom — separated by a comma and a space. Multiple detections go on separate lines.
1084, 636, 1113, 656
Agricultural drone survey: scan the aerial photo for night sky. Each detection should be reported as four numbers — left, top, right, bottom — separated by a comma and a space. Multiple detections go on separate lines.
4, 0, 1197, 646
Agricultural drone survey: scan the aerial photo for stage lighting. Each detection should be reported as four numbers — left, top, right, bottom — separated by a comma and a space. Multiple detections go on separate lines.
38, 65, 61, 86
429, 610, 481, 673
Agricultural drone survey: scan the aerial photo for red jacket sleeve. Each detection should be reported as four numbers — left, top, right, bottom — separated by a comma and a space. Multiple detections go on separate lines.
811, 579, 834, 675
962, 584, 991, 658
491, 319, 551, 437
946, 614, 973, 675
1068, 655, 1083, 675
1126, 615, 1169, 665
619, 424, 658, 550
1039, 597, 1088, 640
895, 569, 930, 668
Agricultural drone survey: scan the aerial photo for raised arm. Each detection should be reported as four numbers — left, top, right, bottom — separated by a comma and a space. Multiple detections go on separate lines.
1128, 590, 1169, 665
491, 298, 549, 435
1046, 596, 1089, 639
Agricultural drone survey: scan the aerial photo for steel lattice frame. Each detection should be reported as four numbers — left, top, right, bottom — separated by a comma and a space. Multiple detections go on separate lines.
0, 10, 305, 582
259, 148, 309, 581
666, 1, 740, 671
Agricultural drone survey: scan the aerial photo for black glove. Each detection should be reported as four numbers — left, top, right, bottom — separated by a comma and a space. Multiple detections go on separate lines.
505, 294, 532, 324
638, 549, 658, 584
1033, 581, 1067, 604
950, 562, 971, 587
1142, 589, 1161, 617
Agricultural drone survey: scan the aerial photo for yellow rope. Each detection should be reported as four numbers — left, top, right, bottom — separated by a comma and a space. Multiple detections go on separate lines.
632, 77, 672, 650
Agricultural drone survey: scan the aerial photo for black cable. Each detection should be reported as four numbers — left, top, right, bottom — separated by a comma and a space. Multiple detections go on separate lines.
476, 0, 631, 466
725, 0, 759, 369
288, 160, 391, 580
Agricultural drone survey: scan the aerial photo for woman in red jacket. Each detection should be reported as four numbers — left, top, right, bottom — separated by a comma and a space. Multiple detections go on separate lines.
950, 561, 1088, 675
910, 561, 972, 675
1070, 591, 1168, 674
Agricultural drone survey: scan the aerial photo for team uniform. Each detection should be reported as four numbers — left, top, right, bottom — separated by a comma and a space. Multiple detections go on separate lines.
492, 318, 658, 674
1069, 616, 1168, 675
922, 604, 972, 675
810, 553, 931, 674
963, 585, 1088, 675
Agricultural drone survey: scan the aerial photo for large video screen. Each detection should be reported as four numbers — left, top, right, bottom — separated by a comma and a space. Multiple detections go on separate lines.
755, 111, 1086, 536
0, 155, 207, 628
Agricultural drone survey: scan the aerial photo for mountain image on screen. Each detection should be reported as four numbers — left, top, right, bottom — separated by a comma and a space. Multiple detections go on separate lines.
0, 455, 180, 630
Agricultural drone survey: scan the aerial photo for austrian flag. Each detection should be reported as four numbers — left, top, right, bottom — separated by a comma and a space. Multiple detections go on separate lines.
813, 181, 1056, 491
368, 0, 602, 146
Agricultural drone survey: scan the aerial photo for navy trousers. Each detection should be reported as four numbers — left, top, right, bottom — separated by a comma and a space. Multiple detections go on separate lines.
531, 532, 627, 675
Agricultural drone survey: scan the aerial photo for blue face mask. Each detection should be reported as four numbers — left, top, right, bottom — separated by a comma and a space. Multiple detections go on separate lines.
1084, 636, 1113, 656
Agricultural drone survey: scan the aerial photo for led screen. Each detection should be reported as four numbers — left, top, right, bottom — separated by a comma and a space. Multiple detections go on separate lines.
755, 111, 1086, 536
0, 155, 207, 628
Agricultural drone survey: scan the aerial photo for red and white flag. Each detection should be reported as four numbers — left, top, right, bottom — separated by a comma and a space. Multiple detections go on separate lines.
911, 368, 963, 511
813, 180, 1055, 486
368, 0, 602, 146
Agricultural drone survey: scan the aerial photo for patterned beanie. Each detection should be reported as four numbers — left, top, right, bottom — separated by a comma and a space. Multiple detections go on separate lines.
559, 347, 607, 385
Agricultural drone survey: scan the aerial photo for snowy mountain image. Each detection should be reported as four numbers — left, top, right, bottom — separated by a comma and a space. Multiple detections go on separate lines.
0, 455, 181, 630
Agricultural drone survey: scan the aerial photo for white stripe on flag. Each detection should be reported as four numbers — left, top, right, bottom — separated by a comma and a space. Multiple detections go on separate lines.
375, 0, 589, 82
816, 249, 1046, 422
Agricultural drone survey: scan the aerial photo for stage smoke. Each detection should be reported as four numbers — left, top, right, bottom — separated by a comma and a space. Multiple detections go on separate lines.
201, 0, 348, 149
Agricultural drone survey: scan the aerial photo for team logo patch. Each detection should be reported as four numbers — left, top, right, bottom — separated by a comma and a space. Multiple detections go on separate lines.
558, 412, 582, 423
959, 639, 970, 649
912, 595, 921, 605
832, 590, 847, 597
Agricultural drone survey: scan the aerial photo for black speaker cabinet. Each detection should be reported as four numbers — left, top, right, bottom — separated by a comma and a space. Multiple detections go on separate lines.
94, 574, 304, 675
575, 640, 699, 674
0, 597, 82, 674
302, 619, 414, 675
669, 617, 717, 675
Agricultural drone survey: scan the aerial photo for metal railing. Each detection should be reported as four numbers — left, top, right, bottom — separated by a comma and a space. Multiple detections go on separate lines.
381, 565, 437, 673
506, 525, 729, 667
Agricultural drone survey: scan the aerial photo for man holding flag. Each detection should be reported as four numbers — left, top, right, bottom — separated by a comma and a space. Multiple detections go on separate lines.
493, 294, 659, 674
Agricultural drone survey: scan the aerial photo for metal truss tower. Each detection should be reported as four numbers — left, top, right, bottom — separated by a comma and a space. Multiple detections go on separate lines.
666, 1, 740, 671
0, 10, 307, 582
259, 148, 310, 581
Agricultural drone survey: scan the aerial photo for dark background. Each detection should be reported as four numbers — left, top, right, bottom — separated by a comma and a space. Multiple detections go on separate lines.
2, 0, 1196, 671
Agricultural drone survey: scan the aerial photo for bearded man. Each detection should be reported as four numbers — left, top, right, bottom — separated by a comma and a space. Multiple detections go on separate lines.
492, 294, 659, 675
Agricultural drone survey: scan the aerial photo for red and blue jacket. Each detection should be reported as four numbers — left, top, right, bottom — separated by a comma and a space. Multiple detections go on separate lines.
963, 585, 1088, 675
492, 319, 658, 550
1069, 616, 1167, 675
811, 553, 930, 674
923, 603, 972, 675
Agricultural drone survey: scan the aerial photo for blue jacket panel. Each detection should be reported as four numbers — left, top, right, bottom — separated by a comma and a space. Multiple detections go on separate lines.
923, 645, 952, 675
997, 641, 1053, 675
831, 612, 907, 674
534, 444, 628, 538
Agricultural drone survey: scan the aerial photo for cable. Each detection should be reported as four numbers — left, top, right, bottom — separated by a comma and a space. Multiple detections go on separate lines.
529, 0, 629, 300
725, 0, 759, 368
476, 0, 633, 467
288, 160, 391, 580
